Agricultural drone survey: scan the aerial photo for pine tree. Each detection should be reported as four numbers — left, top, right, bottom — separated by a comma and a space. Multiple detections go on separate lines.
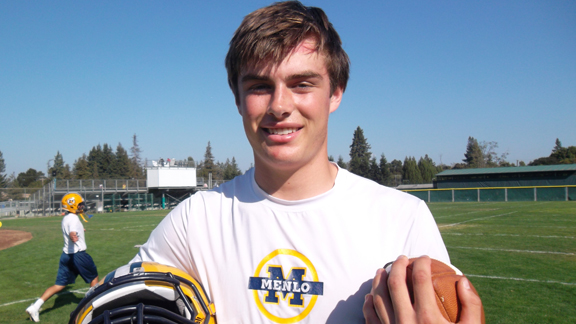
49, 151, 67, 178
0, 150, 7, 188
198, 141, 216, 180
114, 143, 132, 178
336, 155, 348, 169
223, 157, 242, 180
348, 126, 372, 178
379, 154, 391, 186
130, 134, 144, 179
418, 155, 437, 183
402, 157, 423, 184
553, 138, 563, 153
87, 145, 103, 178
369, 157, 383, 184
101, 144, 115, 178
73, 154, 91, 179
463, 137, 483, 168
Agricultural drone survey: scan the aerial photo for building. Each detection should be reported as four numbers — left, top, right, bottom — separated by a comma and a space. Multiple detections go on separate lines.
435, 164, 576, 189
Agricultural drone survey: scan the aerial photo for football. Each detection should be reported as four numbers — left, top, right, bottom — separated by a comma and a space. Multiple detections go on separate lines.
385, 258, 485, 324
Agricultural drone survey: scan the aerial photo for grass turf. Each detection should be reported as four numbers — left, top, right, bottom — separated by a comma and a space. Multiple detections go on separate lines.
0, 201, 574, 323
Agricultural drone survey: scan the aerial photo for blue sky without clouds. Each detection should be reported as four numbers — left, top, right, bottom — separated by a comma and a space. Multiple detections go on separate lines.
1, 1, 575, 177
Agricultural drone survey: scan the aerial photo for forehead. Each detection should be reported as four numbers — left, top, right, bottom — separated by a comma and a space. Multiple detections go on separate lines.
239, 38, 327, 78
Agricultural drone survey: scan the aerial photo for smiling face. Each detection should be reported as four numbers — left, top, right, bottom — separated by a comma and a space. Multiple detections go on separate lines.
237, 38, 343, 174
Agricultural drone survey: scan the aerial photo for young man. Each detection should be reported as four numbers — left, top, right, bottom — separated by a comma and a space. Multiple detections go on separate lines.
130, 1, 482, 323
25, 193, 99, 322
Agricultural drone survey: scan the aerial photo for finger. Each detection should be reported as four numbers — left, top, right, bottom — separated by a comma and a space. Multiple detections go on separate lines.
456, 277, 484, 324
411, 256, 444, 321
371, 268, 394, 324
387, 255, 415, 323
363, 294, 381, 324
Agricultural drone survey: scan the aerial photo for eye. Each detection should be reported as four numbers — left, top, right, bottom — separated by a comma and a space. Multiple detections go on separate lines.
246, 83, 272, 94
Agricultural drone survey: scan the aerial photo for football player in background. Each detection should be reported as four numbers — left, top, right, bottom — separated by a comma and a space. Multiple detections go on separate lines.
25, 193, 99, 322
128, 1, 482, 323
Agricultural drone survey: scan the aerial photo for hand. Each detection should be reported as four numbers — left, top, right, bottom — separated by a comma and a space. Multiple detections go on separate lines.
69, 231, 79, 243
363, 255, 483, 324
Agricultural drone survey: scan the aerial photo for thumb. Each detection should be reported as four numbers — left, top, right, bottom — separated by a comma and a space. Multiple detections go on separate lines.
457, 277, 484, 324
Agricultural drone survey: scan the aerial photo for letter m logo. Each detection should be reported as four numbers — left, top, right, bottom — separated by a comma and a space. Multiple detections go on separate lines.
248, 265, 323, 307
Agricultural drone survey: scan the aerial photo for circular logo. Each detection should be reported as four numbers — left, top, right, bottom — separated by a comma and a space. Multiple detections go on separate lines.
250, 249, 323, 323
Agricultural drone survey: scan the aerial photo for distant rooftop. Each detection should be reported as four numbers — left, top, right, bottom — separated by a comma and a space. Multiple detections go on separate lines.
437, 164, 576, 177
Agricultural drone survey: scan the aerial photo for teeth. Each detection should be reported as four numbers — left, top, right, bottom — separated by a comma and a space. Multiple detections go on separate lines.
268, 128, 298, 135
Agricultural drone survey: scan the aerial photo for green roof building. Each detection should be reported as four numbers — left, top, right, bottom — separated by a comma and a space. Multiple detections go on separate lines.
435, 164, 576, 188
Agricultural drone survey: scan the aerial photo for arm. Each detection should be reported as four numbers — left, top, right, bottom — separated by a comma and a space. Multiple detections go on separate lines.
363, 255, 483, 324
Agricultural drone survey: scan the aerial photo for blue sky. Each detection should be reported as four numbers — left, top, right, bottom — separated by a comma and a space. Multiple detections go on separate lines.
1, 0, 575, 177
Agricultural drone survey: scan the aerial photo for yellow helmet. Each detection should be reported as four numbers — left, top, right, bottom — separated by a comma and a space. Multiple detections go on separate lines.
62, 193, 86, 214
69, 262, 217, 324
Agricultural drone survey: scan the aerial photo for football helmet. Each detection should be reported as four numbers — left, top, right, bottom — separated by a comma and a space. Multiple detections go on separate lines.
69, 262, 216, 324
62, 193, 86, 214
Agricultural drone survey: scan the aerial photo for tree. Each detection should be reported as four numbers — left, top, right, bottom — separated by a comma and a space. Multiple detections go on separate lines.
389, 159, 403, 187
480, 141, 509, 167
336, 155, 348, 169
463, 137, 509, 168
379, 154, 391, 186
348, 126, 372, 178
101, 144, 115, 178
369, 157, 383, 184
113, 143, 132, 178
402, 157, 423, 184
187, 156, 196, 168
49, 151, 68, 178
463, 137, 483, 168
73, 154, 91, 179
418, 155, 437, 183
87, 145, 103, 178
0, 150, 7, 188
198, 141, 217, 180
130, 134, 144, 179
553, 138, 563, 153
223, 157, 242, 180
16, 168, 45, 187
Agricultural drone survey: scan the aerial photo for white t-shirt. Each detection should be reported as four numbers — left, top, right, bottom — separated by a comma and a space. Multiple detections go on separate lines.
62, 213, 86, 254
131, 167, 449, 323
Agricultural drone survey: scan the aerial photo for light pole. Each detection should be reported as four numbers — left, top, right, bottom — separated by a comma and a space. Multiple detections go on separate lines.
99, 184, 104, 213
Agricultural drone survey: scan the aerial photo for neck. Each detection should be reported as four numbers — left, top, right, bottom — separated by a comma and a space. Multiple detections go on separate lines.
254, 157, 338, 200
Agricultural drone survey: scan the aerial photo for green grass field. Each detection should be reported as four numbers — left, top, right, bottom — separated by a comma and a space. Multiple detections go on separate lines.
0, 202, 574, 323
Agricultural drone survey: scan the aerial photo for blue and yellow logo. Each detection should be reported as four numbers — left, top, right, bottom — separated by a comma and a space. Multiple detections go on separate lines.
248, 249, 324, 323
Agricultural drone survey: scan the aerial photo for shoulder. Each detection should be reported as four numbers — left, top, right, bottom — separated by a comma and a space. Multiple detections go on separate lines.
335, 169, 426, 211
177, 171, 254, 209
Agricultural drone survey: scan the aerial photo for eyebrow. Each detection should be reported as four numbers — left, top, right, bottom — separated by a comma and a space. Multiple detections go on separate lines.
240, 71, 323, 84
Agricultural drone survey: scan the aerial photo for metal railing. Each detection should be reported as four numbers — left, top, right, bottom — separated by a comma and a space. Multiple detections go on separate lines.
402, 185, 576, 202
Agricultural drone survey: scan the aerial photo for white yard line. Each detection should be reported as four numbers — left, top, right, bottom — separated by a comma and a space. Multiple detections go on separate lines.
434, 209, 497, 219
466, 274, 576, 286
439, 211, 517, 227
443, 233, 575, 239
0, 288, 89, 308
448, 245, 575, 256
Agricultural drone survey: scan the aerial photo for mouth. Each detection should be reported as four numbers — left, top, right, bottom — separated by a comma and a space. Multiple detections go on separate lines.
264, 127, 301, 135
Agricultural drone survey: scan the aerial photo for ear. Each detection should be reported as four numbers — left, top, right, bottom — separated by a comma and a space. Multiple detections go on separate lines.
329, 86, 343, 114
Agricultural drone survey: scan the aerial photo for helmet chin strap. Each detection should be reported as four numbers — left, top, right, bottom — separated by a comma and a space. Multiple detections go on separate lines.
79, 213, 89, 223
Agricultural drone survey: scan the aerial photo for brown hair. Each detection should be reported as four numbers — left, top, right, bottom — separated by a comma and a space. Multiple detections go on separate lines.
225, 1, 350, 102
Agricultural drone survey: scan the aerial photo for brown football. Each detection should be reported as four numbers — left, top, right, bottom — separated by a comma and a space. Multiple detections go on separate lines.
386, 258, 485, 324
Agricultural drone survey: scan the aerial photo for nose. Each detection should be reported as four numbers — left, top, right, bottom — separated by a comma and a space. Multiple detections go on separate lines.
267, 86, 293, 119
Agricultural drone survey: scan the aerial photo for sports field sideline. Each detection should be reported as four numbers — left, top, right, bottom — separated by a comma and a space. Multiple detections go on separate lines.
0, 201, 574, 323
